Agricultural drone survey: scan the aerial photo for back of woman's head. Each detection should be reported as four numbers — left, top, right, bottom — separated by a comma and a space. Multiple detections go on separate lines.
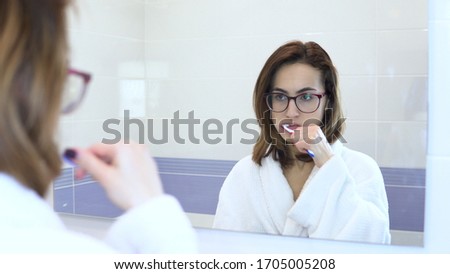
0, 0, 70, 196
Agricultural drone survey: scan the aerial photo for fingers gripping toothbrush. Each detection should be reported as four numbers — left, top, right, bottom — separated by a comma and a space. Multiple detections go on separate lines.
282, 124, 315, 158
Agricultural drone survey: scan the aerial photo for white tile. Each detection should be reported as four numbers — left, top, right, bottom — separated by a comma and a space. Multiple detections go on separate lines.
59, 120, 109, 148
118, 79, 147, 117
250, 33, 377, 76
248, 32, 377, 76
145, 0, 376, 40
69, 30, 146, 78
317, 32, 377, 76
141, 78, 258, 160
377, 30, 428, 75
377, 76, 428, 121
377, 122, 427, 168
250, 0, 376, 35
145, 78, 254, 120
56, 121, 75, 153
81, 110, 258, 160
376, 0, 427, 30
146, 38, 264, 80
340, 76, 376, 121
68, 0, 145, 39
67, 76, 122, 121
148, 135, 255, 161
146, 0, 255, 40
146, 32, 376, 81
342, 121, 377, 161
102, 114, 256, 160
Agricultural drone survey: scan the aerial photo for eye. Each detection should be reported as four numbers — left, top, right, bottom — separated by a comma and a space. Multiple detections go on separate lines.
273, 93, 288, 101
298, 93, 313, 101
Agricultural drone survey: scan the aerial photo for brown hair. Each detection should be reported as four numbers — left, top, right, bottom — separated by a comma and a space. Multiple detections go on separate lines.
252, 41, 345, 169
0, 0, 70, 196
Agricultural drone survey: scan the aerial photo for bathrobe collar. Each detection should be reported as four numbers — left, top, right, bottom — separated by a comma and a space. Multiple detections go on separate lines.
259, 141, 344, 234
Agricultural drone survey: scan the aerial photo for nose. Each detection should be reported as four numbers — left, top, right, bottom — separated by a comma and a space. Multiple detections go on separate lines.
285, 98, 300, 117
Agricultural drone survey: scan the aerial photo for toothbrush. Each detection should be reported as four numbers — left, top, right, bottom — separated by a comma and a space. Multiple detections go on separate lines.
282, 124, 315, 158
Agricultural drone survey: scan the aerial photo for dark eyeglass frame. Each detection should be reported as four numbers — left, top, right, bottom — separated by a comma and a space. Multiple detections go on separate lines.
265, 91, 326, 113
62, 68, 92, 114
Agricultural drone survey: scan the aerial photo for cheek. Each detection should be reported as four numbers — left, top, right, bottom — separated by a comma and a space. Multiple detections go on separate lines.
314, 108, 326, 121
294, 109, 326, 126
270, 112, 284, 129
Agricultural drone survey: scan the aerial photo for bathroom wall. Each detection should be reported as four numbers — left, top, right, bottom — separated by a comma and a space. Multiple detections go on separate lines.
55, 0, 147, 219
60, 0, 147, 149
145, 0, 428, 166
55, 0, 428, 246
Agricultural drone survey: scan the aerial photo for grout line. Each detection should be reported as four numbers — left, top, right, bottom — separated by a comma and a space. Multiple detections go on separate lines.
68, 28, 146, 42
385, 185, 426, 189
143, 29, 429, 43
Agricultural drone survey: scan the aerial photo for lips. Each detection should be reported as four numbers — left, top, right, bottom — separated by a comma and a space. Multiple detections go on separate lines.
280, 123, 300, 133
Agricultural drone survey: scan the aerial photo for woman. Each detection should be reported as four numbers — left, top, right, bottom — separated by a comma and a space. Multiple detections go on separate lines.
213, 41, 391, 244
0, 0, 196, 253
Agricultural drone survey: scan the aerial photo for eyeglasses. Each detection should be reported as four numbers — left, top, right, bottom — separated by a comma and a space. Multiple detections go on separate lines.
265, 91, 325, 113
61, 68, 92, 114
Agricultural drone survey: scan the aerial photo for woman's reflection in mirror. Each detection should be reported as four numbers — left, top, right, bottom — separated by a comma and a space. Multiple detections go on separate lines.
213, 40, 391, 244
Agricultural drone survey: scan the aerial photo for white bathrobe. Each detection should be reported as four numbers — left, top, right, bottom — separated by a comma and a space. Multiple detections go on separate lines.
213, 141, 391, 244
0, 172, 197, 253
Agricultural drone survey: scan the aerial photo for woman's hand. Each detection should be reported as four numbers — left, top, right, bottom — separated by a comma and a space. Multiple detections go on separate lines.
293, 125, 334, 168
65, 142, 163, 210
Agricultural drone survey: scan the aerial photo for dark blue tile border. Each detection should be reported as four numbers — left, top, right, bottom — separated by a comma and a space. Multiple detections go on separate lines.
53, 168, 74, 214
155, 157, 236, 176
74, 182, 123, 218
386, 186, 425, 232
161, 173, 224, 215
381, 167, 426, 187
53, 158, 426, 232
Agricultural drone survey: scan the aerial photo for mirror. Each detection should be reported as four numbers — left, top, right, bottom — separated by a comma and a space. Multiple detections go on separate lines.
55, 0, 427, 247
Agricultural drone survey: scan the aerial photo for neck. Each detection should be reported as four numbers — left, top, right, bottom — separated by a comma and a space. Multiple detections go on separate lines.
281, 146, 308, 170
286, 145, 311, 163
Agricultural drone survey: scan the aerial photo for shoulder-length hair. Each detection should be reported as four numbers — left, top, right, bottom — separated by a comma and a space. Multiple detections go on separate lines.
0, 0, 70, 197
252, 41, 345, 169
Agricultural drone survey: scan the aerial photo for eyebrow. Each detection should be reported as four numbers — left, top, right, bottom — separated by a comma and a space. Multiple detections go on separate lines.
272, 87, 318, 94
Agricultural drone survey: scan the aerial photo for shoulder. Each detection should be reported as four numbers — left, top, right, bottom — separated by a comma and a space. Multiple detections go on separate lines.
339, 145, 383, 179
222, 155, 260, 188
232, 154, 258, 170
226, 154, 260, 178
341, 146, 378, 168
341, 147, 378, 167
331, 140, 378, 168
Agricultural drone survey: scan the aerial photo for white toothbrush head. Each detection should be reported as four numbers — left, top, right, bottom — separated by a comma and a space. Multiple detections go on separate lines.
282, 124, 294, 134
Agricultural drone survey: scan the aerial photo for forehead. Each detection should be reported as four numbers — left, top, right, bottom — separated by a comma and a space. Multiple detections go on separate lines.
273, 63, 323, 91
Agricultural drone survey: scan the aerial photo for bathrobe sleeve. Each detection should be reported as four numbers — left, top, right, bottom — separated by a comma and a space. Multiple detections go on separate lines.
104, 195, 198, 253
287, 151, 391, 244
